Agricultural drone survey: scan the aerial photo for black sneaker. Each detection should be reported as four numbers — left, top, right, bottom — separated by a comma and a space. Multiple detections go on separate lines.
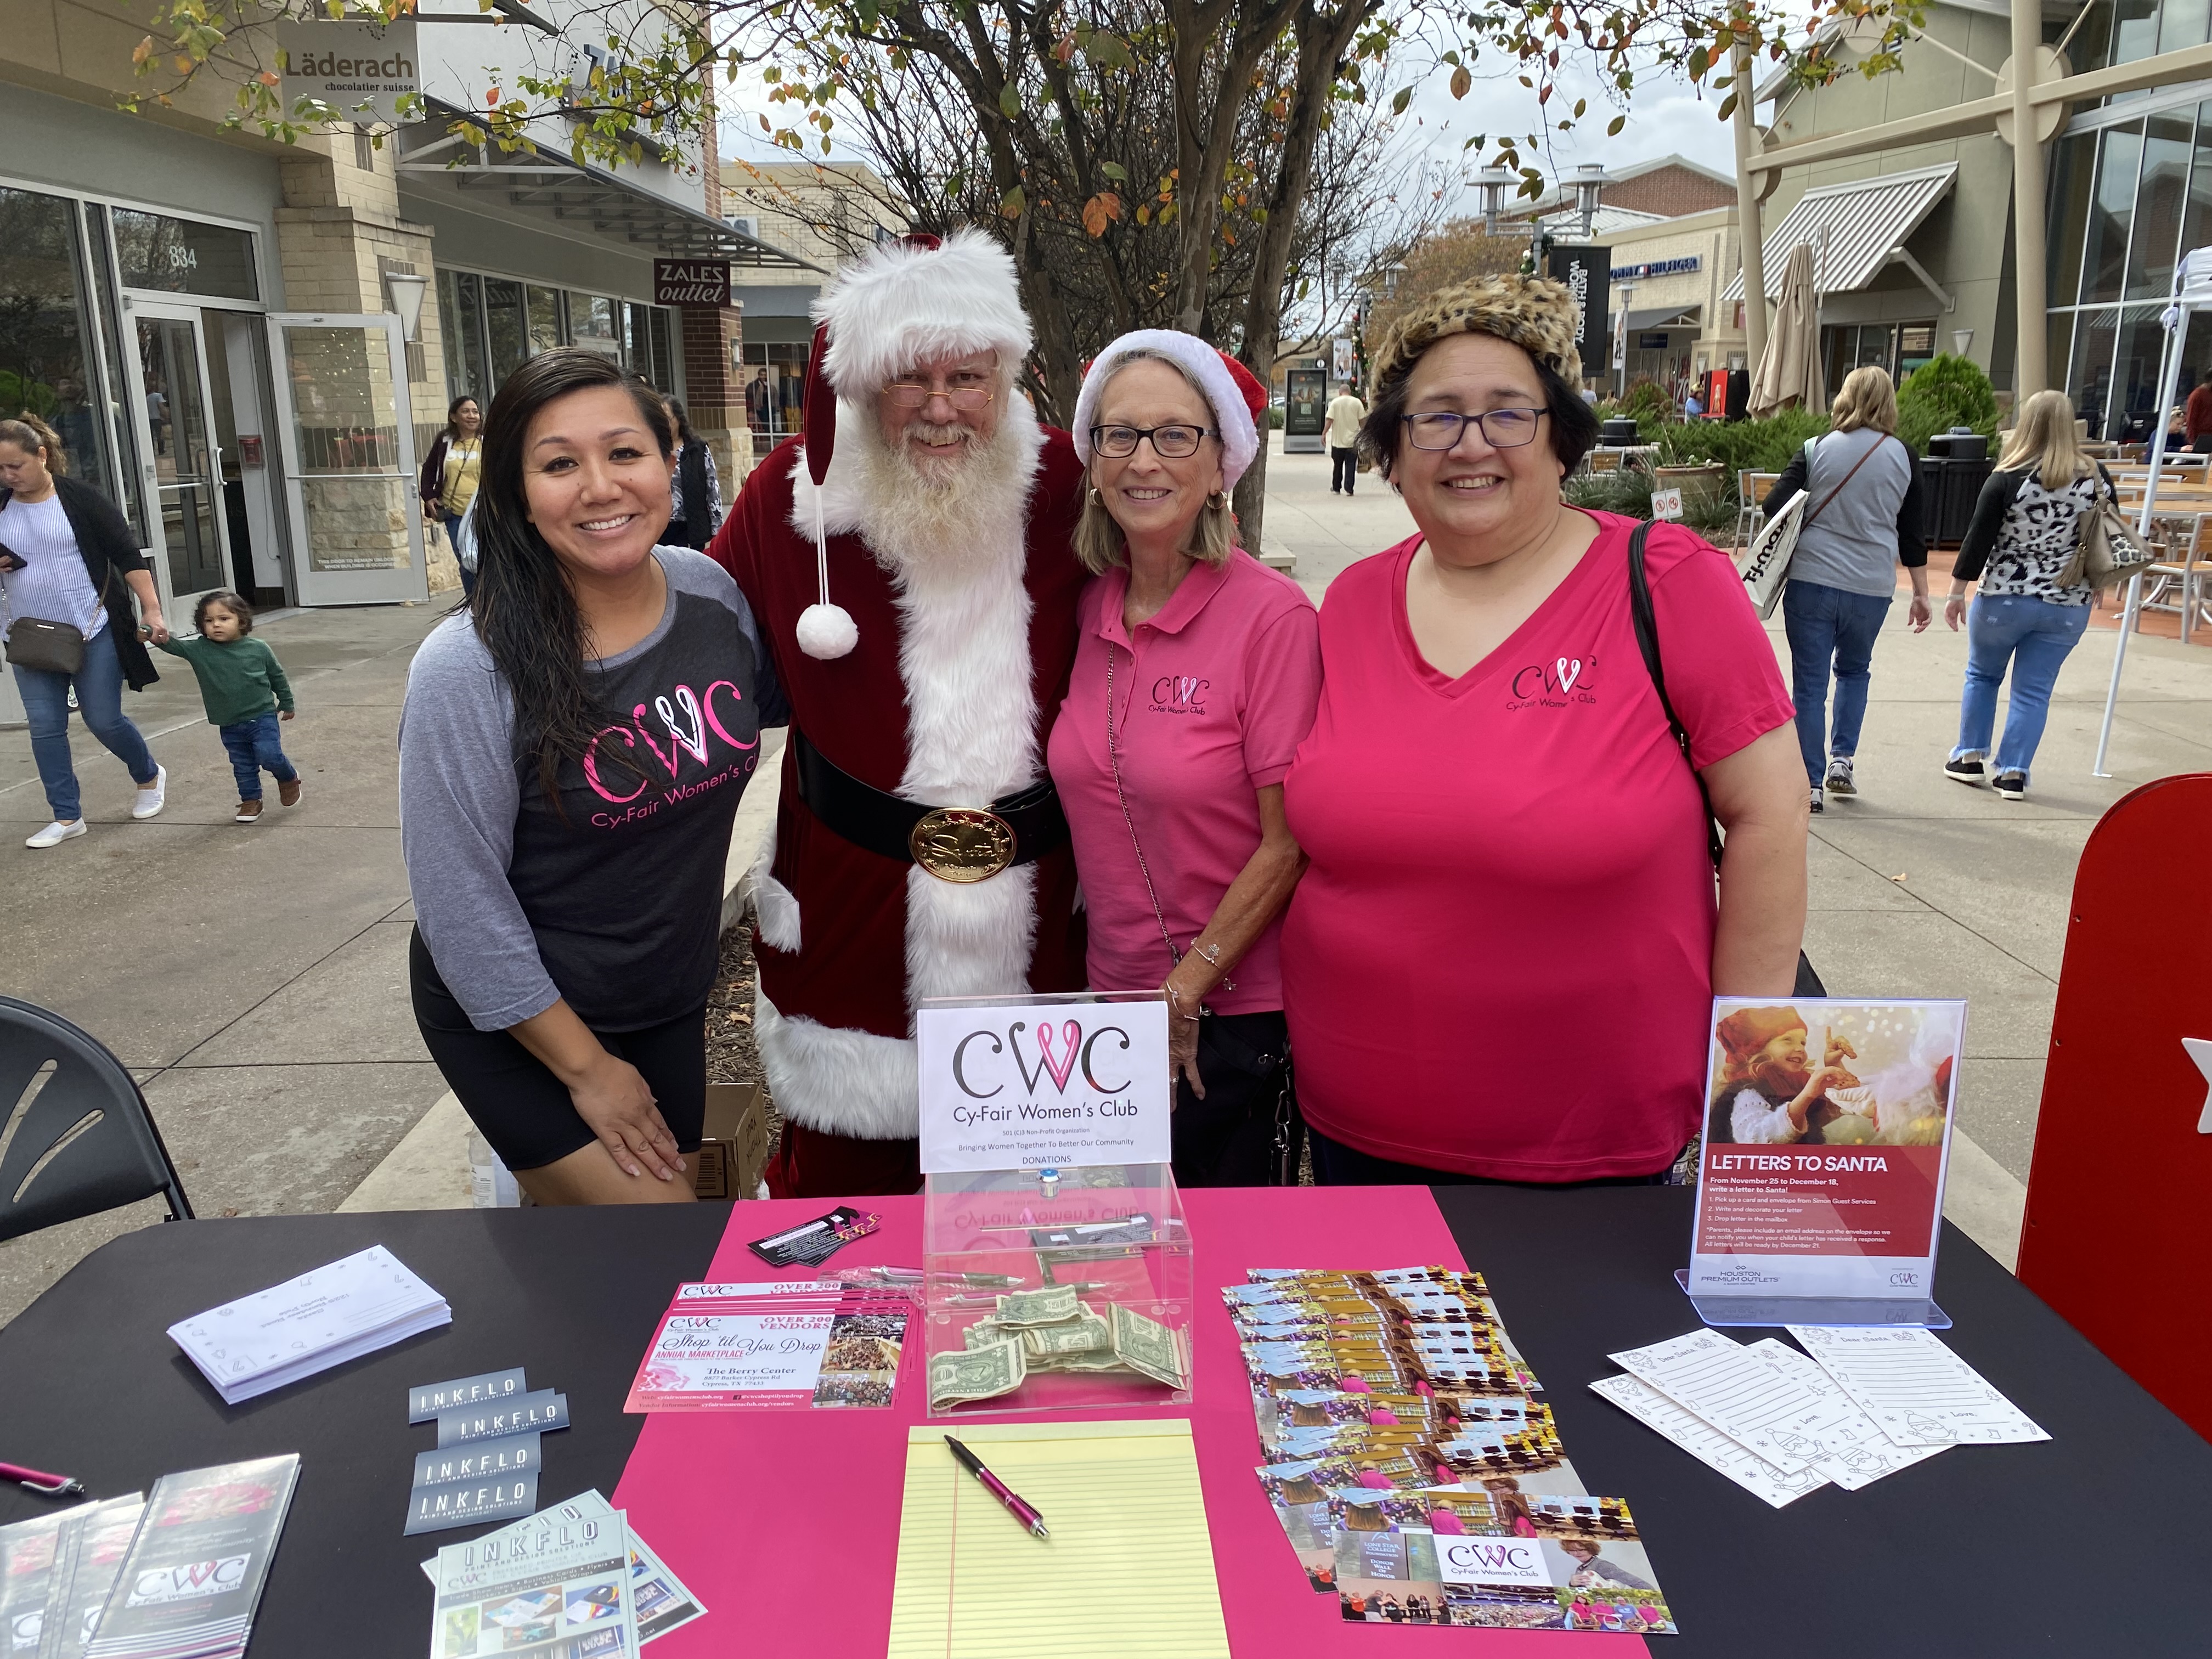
1943, 757, 1986, 786
1993, 772, 2027, 800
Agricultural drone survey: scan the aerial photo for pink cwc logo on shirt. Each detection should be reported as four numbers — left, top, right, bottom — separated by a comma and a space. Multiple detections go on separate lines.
1149, 674, 1210, 715
581, 679, 757, 821
1506, 654, 1599, 711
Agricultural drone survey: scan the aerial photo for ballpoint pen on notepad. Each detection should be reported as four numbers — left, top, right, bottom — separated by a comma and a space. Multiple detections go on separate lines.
944, 1437, 1049, 1539
2, 1460, 85, 1497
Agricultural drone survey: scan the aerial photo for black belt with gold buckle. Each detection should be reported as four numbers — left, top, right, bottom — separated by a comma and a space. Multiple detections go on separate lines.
791, 727, 1068, 884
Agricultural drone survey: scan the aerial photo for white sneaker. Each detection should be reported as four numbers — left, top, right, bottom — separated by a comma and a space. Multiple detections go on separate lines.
131, 764, 167, 820
26, 819, 87, 849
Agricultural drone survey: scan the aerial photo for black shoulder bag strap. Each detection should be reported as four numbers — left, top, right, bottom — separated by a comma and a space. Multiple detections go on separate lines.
1627, 520, 1827, 999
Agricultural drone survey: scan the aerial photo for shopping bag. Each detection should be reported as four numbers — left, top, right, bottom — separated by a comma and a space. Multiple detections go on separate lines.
1736, 488, 1804, 619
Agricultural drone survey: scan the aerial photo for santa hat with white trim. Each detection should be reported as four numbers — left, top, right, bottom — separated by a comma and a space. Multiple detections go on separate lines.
1070, 329, 1265, 492
791, 230, 1035, 660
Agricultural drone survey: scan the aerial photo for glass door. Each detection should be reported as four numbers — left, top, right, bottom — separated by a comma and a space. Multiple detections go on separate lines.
135, 306, 230, 603
263, 312, 426, 606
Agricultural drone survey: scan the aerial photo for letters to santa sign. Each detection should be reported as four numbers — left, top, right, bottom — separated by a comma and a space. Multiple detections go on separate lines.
916, 992, 1171, 1173
1686, 997, 1967, 1322
654, 258, 730, 307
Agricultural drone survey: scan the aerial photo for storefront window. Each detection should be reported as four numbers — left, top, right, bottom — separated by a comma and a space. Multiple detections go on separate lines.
2113, 0, 2162, 65
568, 293, 619, 360
111, 208, 258, 301
2082, 124, 2145, 304
742, 340, 809, 438
526, 285, 563, 354
438, 269, 488, 402
485, 278, 526, 388
647, 307, 674, 391
0, 187, 132, 529
2113, 301, 2174, 437
2126, 111, 2193, 298
2160, 0, 2210, 54
2069, 308, 2123, 436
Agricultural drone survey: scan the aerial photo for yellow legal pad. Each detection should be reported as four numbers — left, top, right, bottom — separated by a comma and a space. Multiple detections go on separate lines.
886, 1418, 1231, 1659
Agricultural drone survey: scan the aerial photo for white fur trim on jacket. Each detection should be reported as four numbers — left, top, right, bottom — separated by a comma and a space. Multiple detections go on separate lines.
814, 230, 1033, 399
1071, 328, 1260, 492
755, 993, 919, 1141
749, 820, 802, 953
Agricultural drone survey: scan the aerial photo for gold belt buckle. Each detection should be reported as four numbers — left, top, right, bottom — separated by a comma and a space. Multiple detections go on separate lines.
909, 806, 1017, 883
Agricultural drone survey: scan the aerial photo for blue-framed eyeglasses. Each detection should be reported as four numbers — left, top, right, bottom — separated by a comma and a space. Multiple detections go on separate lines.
1401, 408, 1548, 450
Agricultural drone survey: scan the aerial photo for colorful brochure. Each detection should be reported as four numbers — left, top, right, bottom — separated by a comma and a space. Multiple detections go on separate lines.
428, 1502, 638, 1659
418, 1492, 706, 1647
85, 1454, 300, 1659
624, 1289, 911, 1410
37, 1494, 145, 1659
2, 1509, 70, 1658
1688, 998, 1966, 1321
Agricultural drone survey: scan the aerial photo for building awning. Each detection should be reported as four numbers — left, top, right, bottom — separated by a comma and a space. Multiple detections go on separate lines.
1625, 305, 1701, 330
394, 106, 823, 270
1723, 163, 1956, 302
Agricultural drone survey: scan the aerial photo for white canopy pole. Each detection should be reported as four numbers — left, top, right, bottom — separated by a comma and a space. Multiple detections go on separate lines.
2094, 256, 2209, 775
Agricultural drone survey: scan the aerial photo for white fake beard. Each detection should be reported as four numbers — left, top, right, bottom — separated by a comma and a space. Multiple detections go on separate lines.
851, 411, 1031, 590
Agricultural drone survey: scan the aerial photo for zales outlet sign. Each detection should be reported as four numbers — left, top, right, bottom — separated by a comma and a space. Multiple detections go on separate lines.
916, 994, 1171, 1172
653, 258, 731, 306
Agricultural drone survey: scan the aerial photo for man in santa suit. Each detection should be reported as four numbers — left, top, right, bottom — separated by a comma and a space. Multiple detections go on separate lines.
707, 230, 1087, 1197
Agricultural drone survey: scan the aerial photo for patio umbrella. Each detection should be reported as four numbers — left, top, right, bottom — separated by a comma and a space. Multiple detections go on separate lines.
1749, 241, 1824, 417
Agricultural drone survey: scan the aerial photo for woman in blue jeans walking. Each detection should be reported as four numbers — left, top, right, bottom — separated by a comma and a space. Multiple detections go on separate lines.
1942, 391, 2102, 801
0, 414, 169, 849
1760, 367, 1931, 812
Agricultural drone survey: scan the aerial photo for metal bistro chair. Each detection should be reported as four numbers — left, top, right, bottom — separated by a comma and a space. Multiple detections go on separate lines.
0, 996, 193, 1245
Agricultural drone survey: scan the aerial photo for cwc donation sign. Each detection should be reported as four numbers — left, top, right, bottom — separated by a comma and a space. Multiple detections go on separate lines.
276, 19, 418, 127
1688, 998, 1966, 1306
916, 995, 1171, 1172
654, 259, 731, 307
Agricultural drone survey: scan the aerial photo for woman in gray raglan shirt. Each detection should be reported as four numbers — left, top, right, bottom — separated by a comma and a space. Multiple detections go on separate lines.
399, 351, 783, 1206
1761, 365, 1930, 813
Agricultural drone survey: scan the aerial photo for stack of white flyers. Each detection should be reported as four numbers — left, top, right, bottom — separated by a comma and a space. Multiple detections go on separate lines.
168, 1246, 450, 1404
419, 1491, 707, 1647
85, 1454, 300, 1659
1592, 1327, 2044, 1508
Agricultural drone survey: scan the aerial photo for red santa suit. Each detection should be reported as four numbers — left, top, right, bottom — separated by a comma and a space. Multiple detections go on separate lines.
707, 233, 1088, 1197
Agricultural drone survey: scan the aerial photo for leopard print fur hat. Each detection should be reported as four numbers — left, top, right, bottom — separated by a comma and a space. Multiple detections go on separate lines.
1369, 274, 1584, 393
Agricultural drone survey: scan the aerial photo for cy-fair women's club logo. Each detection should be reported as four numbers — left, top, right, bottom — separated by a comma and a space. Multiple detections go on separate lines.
1506, 654, 1599, 710
950, 1018, 1134, 1099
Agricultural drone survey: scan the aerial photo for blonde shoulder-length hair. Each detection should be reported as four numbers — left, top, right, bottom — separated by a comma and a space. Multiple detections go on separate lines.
1996, 388, 2093, 488
1073, 347, 1235, 575
1829, 365, 1898, 435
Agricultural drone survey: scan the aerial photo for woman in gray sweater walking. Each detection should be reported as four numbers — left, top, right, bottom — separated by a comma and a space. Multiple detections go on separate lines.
1762, 367, 1931, 812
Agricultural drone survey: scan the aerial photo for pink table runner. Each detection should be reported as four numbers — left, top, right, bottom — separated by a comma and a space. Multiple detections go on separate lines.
614, 1186, 1617, 1653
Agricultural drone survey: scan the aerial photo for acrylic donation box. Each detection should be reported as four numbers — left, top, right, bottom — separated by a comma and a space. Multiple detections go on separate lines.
915, 993, 1193, 1417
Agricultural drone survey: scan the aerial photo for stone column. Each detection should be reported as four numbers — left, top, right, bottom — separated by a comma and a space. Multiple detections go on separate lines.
680, 301, 751, 494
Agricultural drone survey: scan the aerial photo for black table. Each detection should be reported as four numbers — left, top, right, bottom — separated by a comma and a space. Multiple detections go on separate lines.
3, 1192, 2205, 1656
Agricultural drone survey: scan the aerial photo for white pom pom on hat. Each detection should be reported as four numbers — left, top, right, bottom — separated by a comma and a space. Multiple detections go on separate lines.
795, 602, 859, 661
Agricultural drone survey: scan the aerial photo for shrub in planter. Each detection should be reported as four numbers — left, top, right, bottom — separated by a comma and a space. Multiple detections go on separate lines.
1896, 354, 1999, 455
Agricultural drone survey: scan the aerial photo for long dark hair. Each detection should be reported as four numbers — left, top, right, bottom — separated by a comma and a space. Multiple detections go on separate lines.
662, 392, 696, 448
471, 349, 675, 800
444, 394, 480, 443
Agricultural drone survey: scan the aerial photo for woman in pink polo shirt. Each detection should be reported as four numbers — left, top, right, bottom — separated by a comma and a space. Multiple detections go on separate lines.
1047, 331, 1322, 1186
1282, 275, 1808, 1186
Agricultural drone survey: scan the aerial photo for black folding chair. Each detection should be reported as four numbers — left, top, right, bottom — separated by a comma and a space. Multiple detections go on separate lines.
0, 995, 193, 1245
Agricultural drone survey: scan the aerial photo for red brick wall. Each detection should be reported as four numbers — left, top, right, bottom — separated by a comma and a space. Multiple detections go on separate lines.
681, 303, 743, 424
1601, 167, 1737, 219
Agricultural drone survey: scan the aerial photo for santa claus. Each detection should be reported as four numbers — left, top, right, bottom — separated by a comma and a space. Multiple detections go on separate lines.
708, 231, 1088, 1198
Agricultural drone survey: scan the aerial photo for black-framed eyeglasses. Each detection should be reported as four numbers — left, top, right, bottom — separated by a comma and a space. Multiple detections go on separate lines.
1402, 408, 1548, 450
1089, 423, 1216, 459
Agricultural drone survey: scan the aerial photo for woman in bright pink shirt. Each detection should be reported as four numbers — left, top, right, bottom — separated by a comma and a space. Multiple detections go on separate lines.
1282, 276, 1807, 1185
1048, 331, 1321, 1186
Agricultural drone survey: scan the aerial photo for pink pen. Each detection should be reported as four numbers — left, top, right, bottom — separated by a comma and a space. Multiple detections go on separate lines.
943, 1436, 1049, 1539
1, 1460, 84, 1497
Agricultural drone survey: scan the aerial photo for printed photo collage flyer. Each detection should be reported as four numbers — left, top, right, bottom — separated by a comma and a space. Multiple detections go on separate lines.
0, 1455, 301, 1659
1588, 1325, 2050, 1509
420, 1489, 706, 1655
624, 1280, 914, 1412
1234, 1267, 1680, 1636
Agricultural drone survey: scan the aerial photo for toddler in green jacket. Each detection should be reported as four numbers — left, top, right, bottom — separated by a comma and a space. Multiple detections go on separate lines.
155, 591, 301, 823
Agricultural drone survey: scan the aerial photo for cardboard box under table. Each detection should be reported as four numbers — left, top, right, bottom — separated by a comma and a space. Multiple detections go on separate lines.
689, 1082, 770, 1201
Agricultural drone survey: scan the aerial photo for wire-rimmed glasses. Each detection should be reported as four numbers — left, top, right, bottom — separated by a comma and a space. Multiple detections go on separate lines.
1088, 424, 1215, 459
1401, 407, 1548, 449
883, 378, 994, 409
